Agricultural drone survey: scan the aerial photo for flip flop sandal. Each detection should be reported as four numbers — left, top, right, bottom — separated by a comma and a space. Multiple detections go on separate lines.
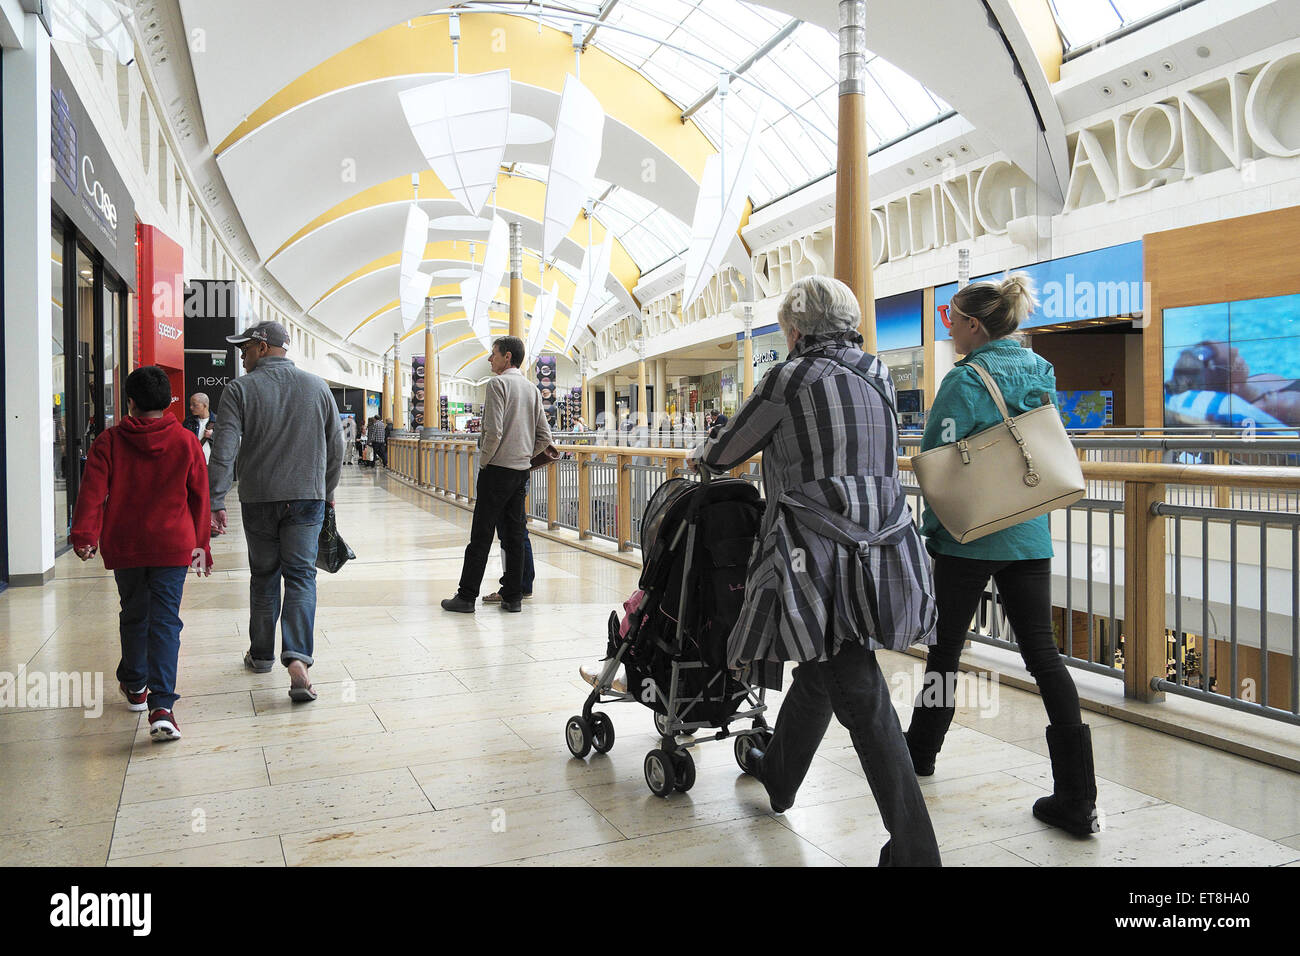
288, 683, 317, 702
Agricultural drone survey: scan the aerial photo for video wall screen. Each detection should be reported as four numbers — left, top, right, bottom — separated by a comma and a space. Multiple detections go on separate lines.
1163, 293, 1300, 429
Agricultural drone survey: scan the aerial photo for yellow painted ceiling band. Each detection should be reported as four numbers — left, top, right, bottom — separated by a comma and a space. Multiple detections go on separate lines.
1008, 0, 1063, 83
313, 240, 580, 310
215, 12, 714, 184
273, 170, 638, 292
346, 286, 569, 343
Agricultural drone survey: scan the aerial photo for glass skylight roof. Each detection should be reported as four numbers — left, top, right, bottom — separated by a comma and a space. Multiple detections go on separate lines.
481, 1, 954, 276
1048, 0, 1192, 51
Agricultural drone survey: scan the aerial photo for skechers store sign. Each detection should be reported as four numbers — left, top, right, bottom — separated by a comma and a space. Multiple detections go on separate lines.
50, 56, 136, 286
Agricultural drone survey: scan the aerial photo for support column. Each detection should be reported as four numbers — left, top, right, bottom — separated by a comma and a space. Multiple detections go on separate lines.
3, 17, 54, 584
381, 364, 391, 421
392, 333, 405, 430
580, 356, 590, 425
636, 341, 648, 429
423, 312, 437, 438
508, 222, 524, 340
742, 306, 755, 399
653, 357, 667, 431
604, 373, 615, 431
835, 0, 877, 354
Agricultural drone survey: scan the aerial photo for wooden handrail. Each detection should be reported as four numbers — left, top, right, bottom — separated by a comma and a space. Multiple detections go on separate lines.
411, 439, 1300, 491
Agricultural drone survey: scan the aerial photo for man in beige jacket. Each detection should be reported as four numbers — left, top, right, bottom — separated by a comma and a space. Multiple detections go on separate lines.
442, 336, 552, 614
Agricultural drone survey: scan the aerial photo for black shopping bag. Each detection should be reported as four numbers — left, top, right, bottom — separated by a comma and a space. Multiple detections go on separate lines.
316, 502, 356, 573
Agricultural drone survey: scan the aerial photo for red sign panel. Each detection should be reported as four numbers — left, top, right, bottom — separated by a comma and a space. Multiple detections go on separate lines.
136, 223, 185, 371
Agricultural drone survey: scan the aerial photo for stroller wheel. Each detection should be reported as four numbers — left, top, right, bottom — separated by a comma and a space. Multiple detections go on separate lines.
735, 730, 771, 774
565, 716, 593, 759
591, 713, 615, 754
653, 711, 673, 738
672, 750, 696, 793
644, 749, 677, 797
734, 735, 755, 773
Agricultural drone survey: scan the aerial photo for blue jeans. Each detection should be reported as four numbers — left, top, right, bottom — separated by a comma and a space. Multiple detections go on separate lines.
114, 566, 188, 712
241, 500, 325, 667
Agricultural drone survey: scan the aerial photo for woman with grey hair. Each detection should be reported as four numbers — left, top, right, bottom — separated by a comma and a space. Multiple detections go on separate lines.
689, 274, 940, 866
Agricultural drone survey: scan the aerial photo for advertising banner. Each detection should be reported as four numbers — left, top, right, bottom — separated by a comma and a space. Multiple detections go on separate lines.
535, 353, 558, 425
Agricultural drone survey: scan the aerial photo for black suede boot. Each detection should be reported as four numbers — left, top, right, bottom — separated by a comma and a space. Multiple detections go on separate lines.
903, 700, 955, 776
1032, 724, 1100, 836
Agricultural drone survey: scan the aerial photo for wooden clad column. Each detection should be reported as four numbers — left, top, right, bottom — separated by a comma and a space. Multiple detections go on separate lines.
509, 222, 524, 339
392, 333, 405, 429
835, 0, 877, 354
423, 313, 437, 436
1123, 480, 1167, 702
381, 365, 391, 421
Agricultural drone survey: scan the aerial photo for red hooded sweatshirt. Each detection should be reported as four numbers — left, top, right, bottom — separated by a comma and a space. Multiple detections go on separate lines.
70, 415, 213, 570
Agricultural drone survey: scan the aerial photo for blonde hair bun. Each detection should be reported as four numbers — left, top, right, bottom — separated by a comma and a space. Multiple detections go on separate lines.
999, 272, 1039, 327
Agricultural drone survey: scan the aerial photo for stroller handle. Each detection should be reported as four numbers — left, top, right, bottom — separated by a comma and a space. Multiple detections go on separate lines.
693, 459, 720, 484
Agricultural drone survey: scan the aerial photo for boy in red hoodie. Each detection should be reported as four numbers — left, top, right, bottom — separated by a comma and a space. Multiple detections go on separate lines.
71, 366, 213, 741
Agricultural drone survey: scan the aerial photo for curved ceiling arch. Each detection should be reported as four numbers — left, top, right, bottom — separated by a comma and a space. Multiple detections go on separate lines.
267, 172, 638, 310
211, 13, 715, 178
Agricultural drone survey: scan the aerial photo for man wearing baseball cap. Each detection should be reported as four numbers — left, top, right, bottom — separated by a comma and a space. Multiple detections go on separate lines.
208, 320, 344, 701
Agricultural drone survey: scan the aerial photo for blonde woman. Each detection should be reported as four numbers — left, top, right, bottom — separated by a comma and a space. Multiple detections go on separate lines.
906, 273, 1099, 836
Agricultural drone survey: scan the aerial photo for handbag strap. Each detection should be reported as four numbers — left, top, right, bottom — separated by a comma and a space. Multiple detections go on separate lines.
960, 358, 1039, 477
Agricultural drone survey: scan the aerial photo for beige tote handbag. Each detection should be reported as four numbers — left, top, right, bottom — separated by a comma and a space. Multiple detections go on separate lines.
912, 362, 1085, 543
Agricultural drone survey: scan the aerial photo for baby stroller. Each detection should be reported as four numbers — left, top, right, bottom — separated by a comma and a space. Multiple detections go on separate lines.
564, 466, 774, 796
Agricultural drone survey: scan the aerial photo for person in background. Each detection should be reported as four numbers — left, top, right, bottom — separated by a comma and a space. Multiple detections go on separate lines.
442, 336, 552, 614
182, 392, 217, 464
341, 415, 358, 465
71, 366, 213, 742
367, 416, 388, 467
209, 320, 343, 702
906, 273, 1099, 837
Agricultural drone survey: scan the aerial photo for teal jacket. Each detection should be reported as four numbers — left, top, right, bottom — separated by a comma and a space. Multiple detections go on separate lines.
920, 338, 1057, 561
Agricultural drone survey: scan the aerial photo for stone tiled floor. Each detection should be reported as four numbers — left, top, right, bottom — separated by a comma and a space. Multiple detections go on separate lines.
1, 467, 1297, 867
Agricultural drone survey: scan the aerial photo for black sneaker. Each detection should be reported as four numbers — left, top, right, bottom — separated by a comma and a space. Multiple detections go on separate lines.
500, 599, 522, 612
441, 595, 475, 613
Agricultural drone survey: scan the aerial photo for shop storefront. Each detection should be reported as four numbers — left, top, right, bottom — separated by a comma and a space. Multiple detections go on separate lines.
50, 54, 136, 553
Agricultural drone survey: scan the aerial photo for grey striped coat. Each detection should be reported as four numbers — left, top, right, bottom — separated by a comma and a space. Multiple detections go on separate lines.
690, 331, 937, 665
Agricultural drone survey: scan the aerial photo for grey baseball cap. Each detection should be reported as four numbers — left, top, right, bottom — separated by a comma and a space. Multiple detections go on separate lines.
227, 320, 289, 348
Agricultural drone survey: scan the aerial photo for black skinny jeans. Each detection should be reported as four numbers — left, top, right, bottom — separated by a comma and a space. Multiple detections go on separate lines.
923, 553, 1081, 727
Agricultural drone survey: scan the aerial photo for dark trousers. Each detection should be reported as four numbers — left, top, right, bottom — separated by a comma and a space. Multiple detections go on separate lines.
114, 566, 188, 712
499, 529, 534, 594
763, 640, 941, 866
457, 465, 529, 602
923, 554, 1081, 727
372, 442, 387, 467
497, 477, 534, 594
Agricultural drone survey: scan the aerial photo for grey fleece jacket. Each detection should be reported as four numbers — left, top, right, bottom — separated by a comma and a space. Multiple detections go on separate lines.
208, 357, 343, 511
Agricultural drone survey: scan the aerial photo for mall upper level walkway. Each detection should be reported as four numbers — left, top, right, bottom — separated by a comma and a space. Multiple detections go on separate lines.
1, 466, 1298, 867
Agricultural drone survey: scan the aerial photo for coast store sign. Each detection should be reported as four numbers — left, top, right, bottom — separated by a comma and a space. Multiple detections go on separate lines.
50, 55, 136, 287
